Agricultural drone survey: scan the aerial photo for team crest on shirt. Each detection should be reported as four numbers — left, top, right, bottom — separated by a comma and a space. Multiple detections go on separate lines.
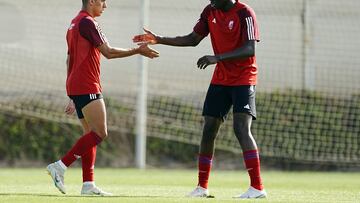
228, 20, 234, 30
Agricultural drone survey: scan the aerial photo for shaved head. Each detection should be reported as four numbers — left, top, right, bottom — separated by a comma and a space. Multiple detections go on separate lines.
81, 0, 107, 17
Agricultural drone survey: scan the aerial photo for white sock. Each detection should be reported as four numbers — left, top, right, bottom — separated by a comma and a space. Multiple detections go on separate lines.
83, 181, 95, 187
56, 160, 67, 170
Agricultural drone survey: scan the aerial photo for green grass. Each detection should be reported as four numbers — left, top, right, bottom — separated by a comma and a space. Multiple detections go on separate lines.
0, 168, 359, 203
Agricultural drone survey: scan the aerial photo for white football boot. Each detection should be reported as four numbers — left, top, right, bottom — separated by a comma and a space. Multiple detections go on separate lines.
187, 186, 209, 197
46, 162, 66, 194
81, 183, 113, 196
233, 186, 267, 199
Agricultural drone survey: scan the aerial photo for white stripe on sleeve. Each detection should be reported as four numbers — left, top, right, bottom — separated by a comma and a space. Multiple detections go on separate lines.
246, 17, 255, 40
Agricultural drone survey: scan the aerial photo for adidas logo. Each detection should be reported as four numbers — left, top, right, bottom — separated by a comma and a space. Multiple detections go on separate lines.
244, 104, 250, 110
212, 18, 216, 24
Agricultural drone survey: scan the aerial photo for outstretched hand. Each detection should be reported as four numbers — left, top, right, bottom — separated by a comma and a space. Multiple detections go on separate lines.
133, 28, 158, 45
138, 44, 159, 59
197, 55, 219, 69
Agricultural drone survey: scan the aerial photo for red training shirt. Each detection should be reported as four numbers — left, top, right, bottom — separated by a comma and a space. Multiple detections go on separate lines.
193, 1, 260, 86
66, 11, 108, 95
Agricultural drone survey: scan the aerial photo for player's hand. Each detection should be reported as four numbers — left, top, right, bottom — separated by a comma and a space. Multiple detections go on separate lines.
197, 55, 219, 69
137, 44, 160, 59
64, 99, 75, 115
133, 28, 158, 45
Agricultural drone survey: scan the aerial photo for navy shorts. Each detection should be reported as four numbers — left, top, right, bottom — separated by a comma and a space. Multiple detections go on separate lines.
69, 94, 103, 119
202, 85, 256, 121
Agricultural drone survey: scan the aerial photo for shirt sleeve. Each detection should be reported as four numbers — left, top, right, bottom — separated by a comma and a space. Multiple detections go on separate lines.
193, 6, 211, 37
79, 17, 107, 47
238, 6, 260, 42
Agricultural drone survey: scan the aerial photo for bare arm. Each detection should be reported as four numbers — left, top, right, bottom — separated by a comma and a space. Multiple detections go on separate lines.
133, 28, 205, 47
197, 40, 256, 69
216, 40, 255, 61
156, 32, 204, 47
98, 42, 159, 59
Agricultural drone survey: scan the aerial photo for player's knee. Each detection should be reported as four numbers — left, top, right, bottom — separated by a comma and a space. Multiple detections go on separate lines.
233, 124, 249, 137
202, 123, 220, 142
233, 114, 251, 137
95, 128, 108, 139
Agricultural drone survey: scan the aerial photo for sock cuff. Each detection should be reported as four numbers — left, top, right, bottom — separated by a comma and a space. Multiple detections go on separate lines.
90, 131, 103, 144
83, 181, 95, 186
243, 149, 259, 160
243, 149, 259, 155
57, 160, 67, 170
198, 154, 213, 164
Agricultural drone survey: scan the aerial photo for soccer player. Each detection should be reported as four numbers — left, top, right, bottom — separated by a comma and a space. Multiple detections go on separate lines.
133, 0, 266, 199
46, 0, 159, 196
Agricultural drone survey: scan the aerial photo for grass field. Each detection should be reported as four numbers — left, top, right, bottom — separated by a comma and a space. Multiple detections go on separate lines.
0, 168, 359, 203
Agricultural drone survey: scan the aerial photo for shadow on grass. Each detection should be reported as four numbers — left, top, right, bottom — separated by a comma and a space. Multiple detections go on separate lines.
0, 193, 164, 198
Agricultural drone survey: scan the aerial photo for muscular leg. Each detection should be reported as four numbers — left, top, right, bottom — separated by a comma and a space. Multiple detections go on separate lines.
233, 113, 257, 151
77, 99, 111, 195
81, 99, 108, 139
79, 119, 96, 183
79, 118, 91, 134
196, 116, 222, 189
46, 100, 106, 194
233, 112, 263, 190
200, 116, 222, 155
79, 99, 108, 183
61, 99, 107, 167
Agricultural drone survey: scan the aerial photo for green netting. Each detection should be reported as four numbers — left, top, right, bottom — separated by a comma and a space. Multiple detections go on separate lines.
0, 0, 359, 168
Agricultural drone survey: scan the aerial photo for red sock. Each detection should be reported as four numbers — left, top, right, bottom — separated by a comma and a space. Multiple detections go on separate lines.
243, 149, 263, 190
198, 154, 213, 189
61, 131, 102, 167
82, 146, 97, 182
